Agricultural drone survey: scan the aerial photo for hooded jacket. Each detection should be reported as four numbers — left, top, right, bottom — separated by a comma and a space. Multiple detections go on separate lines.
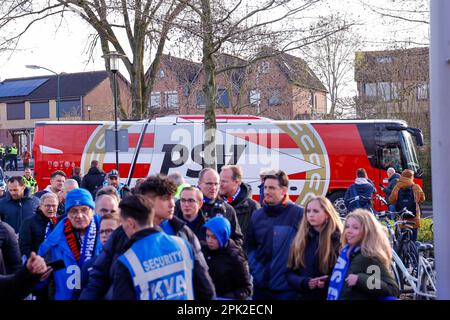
344, 178, 376, 213
0, 187, 39, 234
81, 167, 106, 197
286, 229, 341, 300
225, 183, 260, 247
388, 176, 425, 228
38, 215, 102, 300
246, 196, 304, 298
384, 173, 401, 202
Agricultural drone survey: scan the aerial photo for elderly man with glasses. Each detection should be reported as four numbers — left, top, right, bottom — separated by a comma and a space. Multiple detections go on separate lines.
38, 188, 102, 300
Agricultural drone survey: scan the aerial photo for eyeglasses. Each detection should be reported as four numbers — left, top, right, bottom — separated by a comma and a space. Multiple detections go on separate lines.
180, 198, 198, 204
68, 206, 91, 218
43, 204, 58, 209
100, 228, 115, 236
99, 208, 117, 214
203, 182, 219, 187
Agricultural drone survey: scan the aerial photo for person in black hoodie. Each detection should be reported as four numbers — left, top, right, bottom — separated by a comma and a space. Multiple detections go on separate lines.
81, 160, 106, 198
219, 165, 260, 247
19, 192, 61, 259
202, 216, 252, 300
287, 196, 343, 300
344, 168, 377, 213
0, 219, 21, 275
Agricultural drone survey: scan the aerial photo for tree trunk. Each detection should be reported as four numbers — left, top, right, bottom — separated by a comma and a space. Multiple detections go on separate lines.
201, 0, 217, 170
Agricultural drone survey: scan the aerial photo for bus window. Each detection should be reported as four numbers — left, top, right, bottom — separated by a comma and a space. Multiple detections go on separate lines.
105, 129, 129, 152
401, 131, 421, 173
380, 147, 403, 172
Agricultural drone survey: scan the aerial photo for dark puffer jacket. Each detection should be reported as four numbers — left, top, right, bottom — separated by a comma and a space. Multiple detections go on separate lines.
246, 196, 304, 299
19, 209, 62, 258
202, 239, 252, 300
286, 230, 341, 300
0, 187, 39, 234
81, 167, 106, 197
384, 173, 400, 202
79, 216, 216, 300
338, 250, 399, 300
0, 221, 22, 275
344, 180, 376, 213
226, 183, 260, 247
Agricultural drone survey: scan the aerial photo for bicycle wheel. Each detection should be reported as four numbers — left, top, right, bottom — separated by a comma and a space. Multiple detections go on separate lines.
416, 260, 436, 300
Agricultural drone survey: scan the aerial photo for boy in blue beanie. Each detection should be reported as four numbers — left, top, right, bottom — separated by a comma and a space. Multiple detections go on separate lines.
202, 215, 252, 299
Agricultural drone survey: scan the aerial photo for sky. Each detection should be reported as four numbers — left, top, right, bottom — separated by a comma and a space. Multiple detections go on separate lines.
0, 0, 429, 83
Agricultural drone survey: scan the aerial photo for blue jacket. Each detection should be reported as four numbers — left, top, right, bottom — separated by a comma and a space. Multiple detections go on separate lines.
38, 215, 102, 300
344, 180, 376, 213
0, 187, 39, 234
246, 197, 303, 298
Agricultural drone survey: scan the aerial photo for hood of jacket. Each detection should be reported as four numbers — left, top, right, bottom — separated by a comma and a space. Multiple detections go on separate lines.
395, 176, 414, 188
87, 167, 104, 176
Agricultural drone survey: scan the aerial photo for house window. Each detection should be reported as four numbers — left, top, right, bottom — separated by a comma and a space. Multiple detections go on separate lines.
30, 101, 49, 119
259, 61, 270, 74
158, 69, 165, 78
196, 91, 206, 108
417, 82, 429, 100
268, 88, 282, 106
150, 92, 161, 109
376, 56, 393, 64
391, 83, 401, 100
217, 89, 230, 108
7, 102, 25, 120
59, 99, 81, 118
364, 83, 377, 97
249, 89, 261, 106
377, 82, 391, 101
165, 91, 179, 108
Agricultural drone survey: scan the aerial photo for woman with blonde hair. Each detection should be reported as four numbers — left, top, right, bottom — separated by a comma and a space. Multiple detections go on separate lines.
287, 196, 343, 299
327, 209, 399, 300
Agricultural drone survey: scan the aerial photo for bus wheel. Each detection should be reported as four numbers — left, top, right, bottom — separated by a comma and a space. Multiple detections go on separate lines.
328, 191, 347, 217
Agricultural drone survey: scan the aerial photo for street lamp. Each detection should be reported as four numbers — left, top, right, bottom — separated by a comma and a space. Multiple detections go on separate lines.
87, 105, 92, 120
102, 51, 124, 172
26, 65, 60, 120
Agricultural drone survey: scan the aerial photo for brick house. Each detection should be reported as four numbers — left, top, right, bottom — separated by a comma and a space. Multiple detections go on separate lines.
0, 70, 131, 152
354, 47, 429, 117
147, 50, 327, 120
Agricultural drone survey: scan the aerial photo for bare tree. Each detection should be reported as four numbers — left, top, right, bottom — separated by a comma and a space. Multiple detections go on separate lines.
0, 0, 189, 119
302, 14, 362, 118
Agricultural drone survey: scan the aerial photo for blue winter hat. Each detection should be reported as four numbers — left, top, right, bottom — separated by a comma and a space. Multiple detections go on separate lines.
203, 215, 231, 248
65, 188, 95, 214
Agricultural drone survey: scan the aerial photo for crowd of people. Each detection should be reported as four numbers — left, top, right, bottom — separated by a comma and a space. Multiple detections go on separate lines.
0, 161, 425, 300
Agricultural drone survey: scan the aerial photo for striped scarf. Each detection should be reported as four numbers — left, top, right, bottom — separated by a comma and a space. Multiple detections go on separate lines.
63, 218, 97, 266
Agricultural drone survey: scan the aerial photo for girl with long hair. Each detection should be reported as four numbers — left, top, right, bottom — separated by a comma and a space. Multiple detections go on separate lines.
287, 196, 343, 299
327, 209, 399, 300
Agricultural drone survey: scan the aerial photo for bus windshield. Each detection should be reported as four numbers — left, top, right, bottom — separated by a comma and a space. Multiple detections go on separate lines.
401, 131, 421, 173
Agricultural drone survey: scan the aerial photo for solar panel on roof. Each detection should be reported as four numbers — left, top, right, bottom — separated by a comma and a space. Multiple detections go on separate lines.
0, 78, 49, 98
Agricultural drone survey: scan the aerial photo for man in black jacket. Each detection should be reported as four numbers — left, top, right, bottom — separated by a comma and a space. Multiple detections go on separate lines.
81, 160, 106, 198
0, 219, 22, 275
219, 165, 259, 246
79, 174, 215, 300
184, 168, 244, 247
19, 193, 61, 258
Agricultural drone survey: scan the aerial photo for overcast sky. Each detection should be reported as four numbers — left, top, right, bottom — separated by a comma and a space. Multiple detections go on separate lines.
0, 0, 429, 83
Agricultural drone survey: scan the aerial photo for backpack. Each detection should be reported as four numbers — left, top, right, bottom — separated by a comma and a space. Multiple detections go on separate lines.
395, 186, 416, 216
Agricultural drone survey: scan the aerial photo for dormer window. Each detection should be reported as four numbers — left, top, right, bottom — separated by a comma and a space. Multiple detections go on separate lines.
158, 69, 165, 78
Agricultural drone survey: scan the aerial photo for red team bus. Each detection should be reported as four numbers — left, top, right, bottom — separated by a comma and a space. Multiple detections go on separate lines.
32, 115, 424, 215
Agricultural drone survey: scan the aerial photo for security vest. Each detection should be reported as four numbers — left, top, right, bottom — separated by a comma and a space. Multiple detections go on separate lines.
23, 176, 38, 195
118, 232, 194, 300
9, 147, 18, 155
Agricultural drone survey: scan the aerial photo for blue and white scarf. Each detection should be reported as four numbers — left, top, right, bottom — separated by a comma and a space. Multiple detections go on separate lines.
78, 218, 98, 266
327, 244, 361, 300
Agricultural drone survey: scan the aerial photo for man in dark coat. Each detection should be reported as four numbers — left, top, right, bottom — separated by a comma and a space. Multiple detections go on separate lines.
81, 160, 106, 198
382, 167, 401, 206
19, 193, 61, 258
246, 170, 304, 300
0, 176, 39, 234
219, 165, 260, 246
